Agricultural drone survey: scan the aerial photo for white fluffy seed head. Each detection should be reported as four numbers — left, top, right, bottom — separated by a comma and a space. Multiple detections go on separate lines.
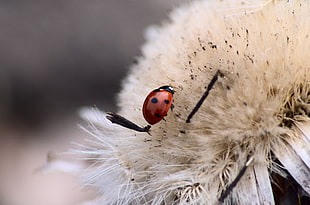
76, 1, 310, 204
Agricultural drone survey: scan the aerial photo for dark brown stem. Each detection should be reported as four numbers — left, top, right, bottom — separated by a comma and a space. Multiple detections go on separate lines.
218, 156, 254, 203
186, 70, 222, 123
106, 112, 151, 133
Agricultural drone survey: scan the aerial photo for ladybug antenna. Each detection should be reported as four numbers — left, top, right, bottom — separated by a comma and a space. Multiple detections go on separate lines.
186, 70, 222, 123
106, 112, 151, 133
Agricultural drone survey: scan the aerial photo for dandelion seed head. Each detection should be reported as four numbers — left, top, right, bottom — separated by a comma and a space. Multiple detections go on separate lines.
76, 0, 310, 204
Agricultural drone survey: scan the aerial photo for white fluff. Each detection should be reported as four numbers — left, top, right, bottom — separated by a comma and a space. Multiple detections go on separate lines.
74, 0, 310, 204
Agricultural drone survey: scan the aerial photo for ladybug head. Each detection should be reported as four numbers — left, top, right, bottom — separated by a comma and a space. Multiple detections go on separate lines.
158, 85, 175, 94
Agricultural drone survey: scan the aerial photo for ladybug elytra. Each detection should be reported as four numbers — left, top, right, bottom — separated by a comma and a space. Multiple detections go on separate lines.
142, 85, 174, 125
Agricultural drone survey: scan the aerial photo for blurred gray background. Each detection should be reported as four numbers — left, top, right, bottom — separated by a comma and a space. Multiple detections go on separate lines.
0, 0, 188, 128
0, 1, 187, 204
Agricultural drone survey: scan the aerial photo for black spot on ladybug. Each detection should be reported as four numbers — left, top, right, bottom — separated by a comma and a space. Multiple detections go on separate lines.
155, 113, 162, 118
151, 97, 158, 103
164, 99, 170, 104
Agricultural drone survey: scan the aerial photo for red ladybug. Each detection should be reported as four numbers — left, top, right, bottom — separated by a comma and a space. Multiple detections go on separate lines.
107, 70, 220, 132
142, 85, 175, 125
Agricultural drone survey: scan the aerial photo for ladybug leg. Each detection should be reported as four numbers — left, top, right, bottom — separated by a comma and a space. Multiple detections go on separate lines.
170, 104, 175, 112
106, 112, 151, 133
186, 70, 223, 123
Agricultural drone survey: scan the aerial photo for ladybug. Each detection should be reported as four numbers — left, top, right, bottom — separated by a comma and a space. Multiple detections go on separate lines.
107, 70, 221, 132
106, 85, 174, 132
142, 85, 175, 125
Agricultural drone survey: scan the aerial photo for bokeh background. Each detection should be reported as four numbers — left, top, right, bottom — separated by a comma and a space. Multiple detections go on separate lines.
0, 1, 187, 204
